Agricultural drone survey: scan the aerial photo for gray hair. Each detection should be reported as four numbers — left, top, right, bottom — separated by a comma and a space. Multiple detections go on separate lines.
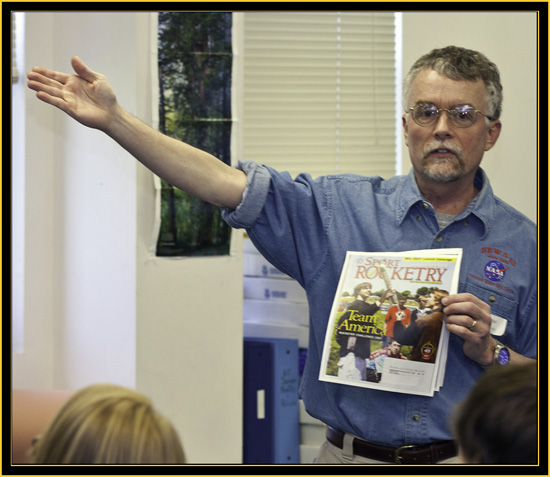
403, 46, 503, 119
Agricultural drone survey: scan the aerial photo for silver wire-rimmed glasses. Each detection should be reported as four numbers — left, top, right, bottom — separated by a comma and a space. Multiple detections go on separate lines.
409, 103, 494, 128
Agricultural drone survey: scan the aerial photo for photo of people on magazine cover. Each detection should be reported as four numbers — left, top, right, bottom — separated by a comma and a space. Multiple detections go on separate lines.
333, 286, 449, 382
320, 250, 462, 397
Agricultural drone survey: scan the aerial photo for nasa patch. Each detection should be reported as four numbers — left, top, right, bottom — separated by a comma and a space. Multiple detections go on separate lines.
484, 260, 507, 282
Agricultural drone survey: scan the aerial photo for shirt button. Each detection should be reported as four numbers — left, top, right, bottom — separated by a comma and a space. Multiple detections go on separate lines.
436, 236, 443, 243
416, 216, 422, 221
489, 295, 496, 303
423, 203, 429, 209
464, 220, 469, 226
412, 414, 420, 421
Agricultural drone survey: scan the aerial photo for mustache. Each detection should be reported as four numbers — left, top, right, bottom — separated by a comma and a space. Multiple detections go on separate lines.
422, 141, 462, 158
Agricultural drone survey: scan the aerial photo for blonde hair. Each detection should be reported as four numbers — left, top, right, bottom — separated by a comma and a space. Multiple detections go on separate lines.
30, 384, 186, 464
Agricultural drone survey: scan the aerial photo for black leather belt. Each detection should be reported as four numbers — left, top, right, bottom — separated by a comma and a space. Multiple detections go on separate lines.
326, 426, 457, 464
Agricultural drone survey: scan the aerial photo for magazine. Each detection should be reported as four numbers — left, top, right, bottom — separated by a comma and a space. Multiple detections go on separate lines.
319, 249, 463, 397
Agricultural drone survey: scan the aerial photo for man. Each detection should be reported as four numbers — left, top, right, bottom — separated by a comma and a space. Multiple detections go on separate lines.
27, 46, 537, 464
411, 296, 430, 324
366, 339, 407, 383
383, 298, 411, 347
394, 290, 449, 364
336, 282, 395, 380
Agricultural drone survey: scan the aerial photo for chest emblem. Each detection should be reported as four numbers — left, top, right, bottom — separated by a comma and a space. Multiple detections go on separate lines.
484, 260, 508, 283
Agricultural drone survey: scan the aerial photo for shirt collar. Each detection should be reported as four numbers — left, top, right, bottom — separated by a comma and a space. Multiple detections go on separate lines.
396, 168, 495, 237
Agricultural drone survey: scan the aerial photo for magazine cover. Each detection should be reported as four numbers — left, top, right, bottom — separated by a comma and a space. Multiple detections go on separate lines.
319, 249, 462, 397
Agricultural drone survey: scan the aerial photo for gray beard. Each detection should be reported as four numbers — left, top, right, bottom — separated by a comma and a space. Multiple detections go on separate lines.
420, 141, 465, 182
420, 157, 465, 182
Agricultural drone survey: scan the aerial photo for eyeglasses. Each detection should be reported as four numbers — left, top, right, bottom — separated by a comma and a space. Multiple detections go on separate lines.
408, 103, 494, 128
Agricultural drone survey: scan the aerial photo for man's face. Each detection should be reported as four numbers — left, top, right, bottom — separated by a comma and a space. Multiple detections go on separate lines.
358, 286, 371, 299
426, 293, 438, 308
389, 341, 402, 356
402, 69, 501, 187
398, 299, 406, 309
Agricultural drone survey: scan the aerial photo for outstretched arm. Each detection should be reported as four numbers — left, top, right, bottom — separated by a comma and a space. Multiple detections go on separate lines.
27, 57, 247, 209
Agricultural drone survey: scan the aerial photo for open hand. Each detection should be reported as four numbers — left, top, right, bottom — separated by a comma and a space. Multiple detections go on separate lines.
27, 57, 118, 132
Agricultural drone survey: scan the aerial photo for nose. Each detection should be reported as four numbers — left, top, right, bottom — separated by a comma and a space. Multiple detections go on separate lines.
433, 110, 453, 139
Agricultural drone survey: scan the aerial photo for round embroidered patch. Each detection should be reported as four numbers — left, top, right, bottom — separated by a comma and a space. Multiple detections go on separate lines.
421, 342, 434, 360
484, 260, 507, 282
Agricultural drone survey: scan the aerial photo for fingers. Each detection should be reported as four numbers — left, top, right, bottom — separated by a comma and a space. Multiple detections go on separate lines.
442, 293, 491, 317
442, 293, 491, 336
27, 71, 66, 108
28, 66, 70, 86
27, 78, 63, 98
27, 70, 65, 101
441, 293, 499, 366
27, 72, 78, 117
27, 57, 96, 91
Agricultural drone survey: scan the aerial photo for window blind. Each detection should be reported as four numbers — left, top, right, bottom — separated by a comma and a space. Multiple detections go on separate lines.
12, 13, 19, 84
243, 12, 398, 179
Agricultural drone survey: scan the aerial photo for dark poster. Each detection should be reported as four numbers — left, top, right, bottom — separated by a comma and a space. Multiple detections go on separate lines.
156, 12, 232, 257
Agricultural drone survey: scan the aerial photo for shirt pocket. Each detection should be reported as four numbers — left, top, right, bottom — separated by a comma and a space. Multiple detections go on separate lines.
462, 281, 518, 338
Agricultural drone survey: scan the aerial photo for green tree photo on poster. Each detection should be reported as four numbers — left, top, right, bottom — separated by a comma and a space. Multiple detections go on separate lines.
156, 12, 232, 256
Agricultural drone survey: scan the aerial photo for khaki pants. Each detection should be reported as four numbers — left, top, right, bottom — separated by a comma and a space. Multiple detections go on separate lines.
314, 436, 461, 464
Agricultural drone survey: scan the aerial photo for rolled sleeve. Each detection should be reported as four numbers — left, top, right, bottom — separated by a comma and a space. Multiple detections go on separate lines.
221, 160, 271, 229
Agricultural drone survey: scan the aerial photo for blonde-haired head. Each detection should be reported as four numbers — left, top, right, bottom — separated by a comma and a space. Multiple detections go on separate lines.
30, 383, 186, 464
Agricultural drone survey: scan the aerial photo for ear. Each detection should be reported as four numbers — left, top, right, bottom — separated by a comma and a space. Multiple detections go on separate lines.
484, 120, 502, 151
402, 114, 409, 147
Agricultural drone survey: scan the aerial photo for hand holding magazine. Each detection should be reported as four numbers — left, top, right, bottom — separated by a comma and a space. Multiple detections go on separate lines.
319, 249, 462, 397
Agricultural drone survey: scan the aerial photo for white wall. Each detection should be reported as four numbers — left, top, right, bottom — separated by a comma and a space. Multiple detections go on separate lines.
401, 12, 538, 223
14, 12, 138, 390
14, 12, 243, 464
12, 13, 55, 386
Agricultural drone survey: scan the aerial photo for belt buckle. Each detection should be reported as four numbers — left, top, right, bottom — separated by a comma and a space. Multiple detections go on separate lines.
394, 444, 418, 464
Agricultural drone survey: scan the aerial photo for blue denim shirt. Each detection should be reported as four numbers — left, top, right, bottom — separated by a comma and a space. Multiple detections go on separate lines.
223, 161, 537, 446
